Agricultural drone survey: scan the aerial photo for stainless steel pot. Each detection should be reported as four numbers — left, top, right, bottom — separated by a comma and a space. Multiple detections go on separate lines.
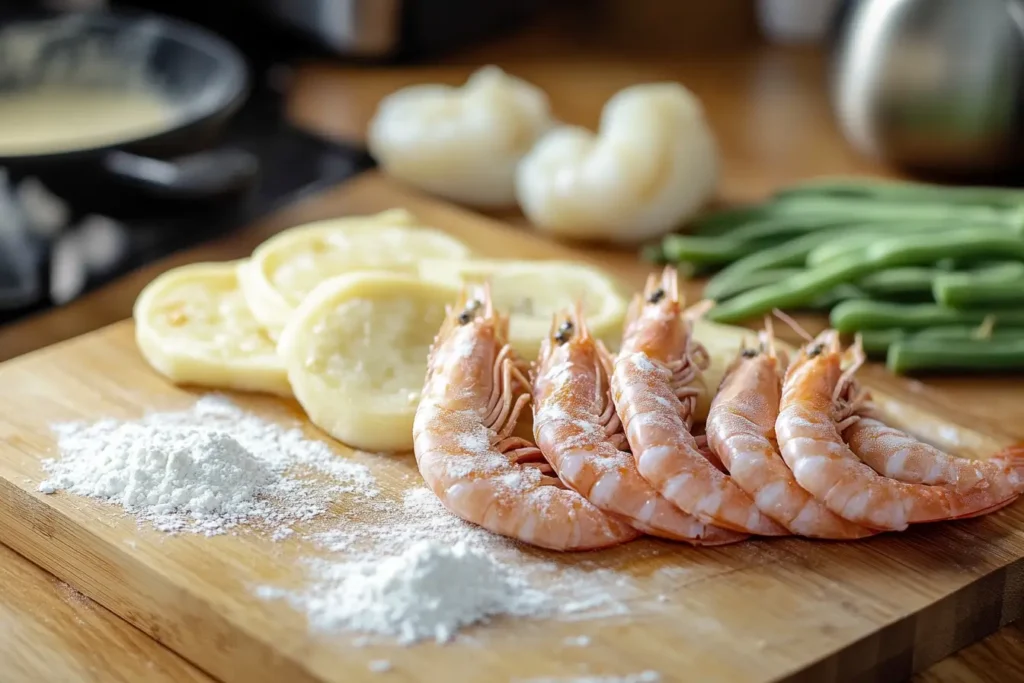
830, 0, 1024, 177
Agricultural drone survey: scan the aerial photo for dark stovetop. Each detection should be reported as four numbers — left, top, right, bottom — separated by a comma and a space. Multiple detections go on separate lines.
0, 71, 375, 326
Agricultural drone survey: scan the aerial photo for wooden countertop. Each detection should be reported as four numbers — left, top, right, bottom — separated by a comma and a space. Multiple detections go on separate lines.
2, 15, 1022, 682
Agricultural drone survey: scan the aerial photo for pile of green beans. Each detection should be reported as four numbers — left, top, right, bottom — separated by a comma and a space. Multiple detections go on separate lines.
643, 177, 1024, 375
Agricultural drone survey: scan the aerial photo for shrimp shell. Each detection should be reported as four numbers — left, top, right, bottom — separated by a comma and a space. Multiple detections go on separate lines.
705, 329, 874, 539
533, 305, 746, 546
775, 330, 1018, 531
843, 416, 1024, 509
413, 285, 639, 551
612, 267, 789, 536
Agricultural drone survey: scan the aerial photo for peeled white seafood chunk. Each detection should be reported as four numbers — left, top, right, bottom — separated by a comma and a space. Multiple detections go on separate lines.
368, 66, 555, 208
516, 82, 719, 244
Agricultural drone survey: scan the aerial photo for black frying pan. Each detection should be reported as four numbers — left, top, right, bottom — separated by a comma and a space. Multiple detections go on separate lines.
0, 10, 257, 214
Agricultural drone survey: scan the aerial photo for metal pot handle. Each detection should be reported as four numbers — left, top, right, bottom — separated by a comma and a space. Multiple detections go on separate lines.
102, 147, 259, 200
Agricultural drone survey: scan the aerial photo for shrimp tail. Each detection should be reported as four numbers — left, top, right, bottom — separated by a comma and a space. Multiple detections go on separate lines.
990, 445, 1024, 485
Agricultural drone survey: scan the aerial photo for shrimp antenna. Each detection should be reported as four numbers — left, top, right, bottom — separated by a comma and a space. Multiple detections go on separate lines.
665, 266, 680, 303
482, 280, 494, 318
772, 308, 814, 343
642, 272, 660, 301
834, 333, 867, 404
765, 313, 778, 358
684, 298, 715, 321
573, 298, 592, 341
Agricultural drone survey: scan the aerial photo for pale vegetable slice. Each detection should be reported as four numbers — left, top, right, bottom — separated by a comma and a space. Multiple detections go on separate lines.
133, 260, 290, 397
277, 272, 459, 453
417, 258, 628, 358
238, 208, 472, 335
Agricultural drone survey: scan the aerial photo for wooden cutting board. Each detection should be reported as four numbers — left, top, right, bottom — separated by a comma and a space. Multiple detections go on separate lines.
1, 177, 1024, 683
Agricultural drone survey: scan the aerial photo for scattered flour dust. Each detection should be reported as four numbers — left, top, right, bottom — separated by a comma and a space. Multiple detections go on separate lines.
256, 485, 641, 646
37, 393, 654, 652
38, 395, 377, 536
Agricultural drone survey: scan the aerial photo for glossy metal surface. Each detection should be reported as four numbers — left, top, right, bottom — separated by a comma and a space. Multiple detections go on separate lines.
831, 0, 1024, 175
258, 0, 401, 56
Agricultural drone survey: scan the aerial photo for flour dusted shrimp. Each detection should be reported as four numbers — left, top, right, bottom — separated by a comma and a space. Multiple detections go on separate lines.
705, 322, 874, 539
610, 267, 788, 536
775, 328, 1018, 531
532, 304, 746, 545
413, 285, 638, 551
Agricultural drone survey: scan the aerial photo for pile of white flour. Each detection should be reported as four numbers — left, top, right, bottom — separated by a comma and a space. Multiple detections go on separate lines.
256, 485, 639, 646
259, 539, 549, 645
38, 395, 377, 535
39, 394, 650, 651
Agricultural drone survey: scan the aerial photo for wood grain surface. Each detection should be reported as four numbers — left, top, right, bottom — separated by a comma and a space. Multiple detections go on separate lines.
0, 542, 211, 683
0, 19, 1019, 681
1, 180, 1024, 683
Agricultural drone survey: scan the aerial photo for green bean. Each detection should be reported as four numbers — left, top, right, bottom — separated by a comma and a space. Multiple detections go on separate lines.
709, 229, 1024, 324
689, 205, 772, 236
805, 234, 882, 268
859, 329, 910, 356
703, 268, 804, 301
708, 261, 867, 323
856, 267, 942, 301
805, 284, 865, 310
702, 230, 852, 302
661, 234, 779, 266
862, 229, 1024, 265
766, 197, 1024, 230
829, 300, 1024, 333
641, 242, 668, 264
719, 215, 864, 243
773, 177, 1024, 208
887, 337, 1024, 374
858, 325, 1024, 356
932, 263, 1024, 308
804, 222, 1007, 269
664, 214, 861, 267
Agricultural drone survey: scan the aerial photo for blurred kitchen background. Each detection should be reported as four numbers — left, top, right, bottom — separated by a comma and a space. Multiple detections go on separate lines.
0, 0, 1020, 340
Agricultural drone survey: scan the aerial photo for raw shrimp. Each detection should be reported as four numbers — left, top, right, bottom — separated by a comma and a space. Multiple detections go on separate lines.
610, 267, 789, 536
775, 329, 1019, 531
705, 324, 874, 539
412, 285, 639, 551
532, 305, 747, 545
843, 416, 1024, 500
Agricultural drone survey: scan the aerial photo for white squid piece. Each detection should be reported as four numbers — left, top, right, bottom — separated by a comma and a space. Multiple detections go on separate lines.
367, 66, 555, 208
515, 82, 719, 244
